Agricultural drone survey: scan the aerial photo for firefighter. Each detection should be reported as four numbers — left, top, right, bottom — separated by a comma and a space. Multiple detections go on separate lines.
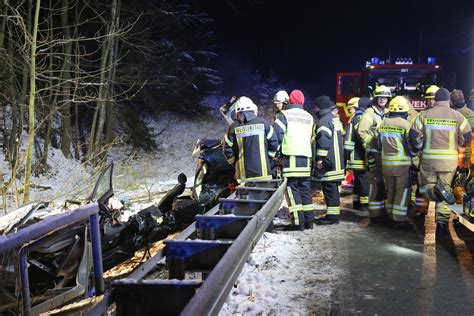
273, 90, 289, 114
223, 96, 278, 183
378, 96, 413, 229
413, 87, 440, 216
312, 96, 345, 225
358, 85, 391, 224
344, 97, 371, 212
450, 89, 474, 165
409, 88, 472, 236
274, 90, 314, 230
424, 85, 439, 109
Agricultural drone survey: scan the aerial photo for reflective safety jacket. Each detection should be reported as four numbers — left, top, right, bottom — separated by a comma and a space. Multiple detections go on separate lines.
377, 115, 412, 175
358, 105, 386, 153
312, 109, 345, 181
344, 109, 365, 170
224, 116, 278, 182
274, 104, 314, 177
409, 101, 472, 172
454, 105, 474, 165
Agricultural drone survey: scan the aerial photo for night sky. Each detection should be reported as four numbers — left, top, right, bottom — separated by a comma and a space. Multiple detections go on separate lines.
197, 0, 474, 99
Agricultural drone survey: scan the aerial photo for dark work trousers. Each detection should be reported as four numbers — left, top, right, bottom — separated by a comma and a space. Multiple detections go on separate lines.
353, 170, 369, 207
321, 181, 341, 216
286, 177, 314, 227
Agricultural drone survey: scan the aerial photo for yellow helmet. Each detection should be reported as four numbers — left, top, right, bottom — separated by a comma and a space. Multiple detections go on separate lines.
388, 96, 410, 113
425, 85, 440, 99
347, 97, 360, 108
373, 85, 392, 98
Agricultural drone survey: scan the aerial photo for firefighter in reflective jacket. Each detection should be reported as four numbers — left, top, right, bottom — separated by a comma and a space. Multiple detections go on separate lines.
274, 90, 314, 230
450, 89, 474, 166
413, 87, 440, 214
344, 97, 371, 212
409, 88, 472, 236
358, 85, 391, 223
312, 96, 345, 225
377, 96, 413, 229
223, 96, 278, 183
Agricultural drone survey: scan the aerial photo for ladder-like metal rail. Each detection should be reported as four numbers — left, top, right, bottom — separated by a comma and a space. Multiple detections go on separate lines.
87, 178, 286, 316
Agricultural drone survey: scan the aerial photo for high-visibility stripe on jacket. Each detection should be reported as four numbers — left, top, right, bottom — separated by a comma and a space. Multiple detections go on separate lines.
455, 105, 474, 166
281, 155, 311, 178
377, 116, 412, 170
223, 116, 278, 182
274, 105, 314, 158
273, 104, 314, 178
358, 106, 386, 151
344, 109, 365, 170
312, 109, 345, 182
409, 101, 472, 171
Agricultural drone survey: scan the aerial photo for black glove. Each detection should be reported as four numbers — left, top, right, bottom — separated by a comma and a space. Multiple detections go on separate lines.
409, 165, 418, 186
366, 152, 376, 171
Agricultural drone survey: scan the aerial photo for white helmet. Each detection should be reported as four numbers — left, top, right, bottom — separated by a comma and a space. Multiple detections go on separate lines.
234, 96, 258, 115
273, 90, 289, 104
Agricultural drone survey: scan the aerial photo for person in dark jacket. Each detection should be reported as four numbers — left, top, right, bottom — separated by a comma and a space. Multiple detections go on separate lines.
223, 96, 278, 183
344, 97, 371, 212
274, 90, 315, 230
312, 96, 345, 225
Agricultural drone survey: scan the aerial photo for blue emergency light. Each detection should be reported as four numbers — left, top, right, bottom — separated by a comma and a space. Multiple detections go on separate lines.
427, 56, 437, 65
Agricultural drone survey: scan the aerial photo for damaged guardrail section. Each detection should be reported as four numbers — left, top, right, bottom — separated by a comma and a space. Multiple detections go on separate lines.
108, 179, 286, 316
0, 202, 103, 316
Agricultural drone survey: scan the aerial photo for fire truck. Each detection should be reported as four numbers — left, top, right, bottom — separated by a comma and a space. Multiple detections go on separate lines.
336, 57, 442, 124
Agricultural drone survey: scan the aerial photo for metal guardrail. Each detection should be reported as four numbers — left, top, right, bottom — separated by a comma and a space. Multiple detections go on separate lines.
0, 203, 104, 316
87, 178, 286, 316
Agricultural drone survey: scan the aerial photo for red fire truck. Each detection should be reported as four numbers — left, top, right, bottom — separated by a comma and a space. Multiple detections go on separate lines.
336, 58, 442, 124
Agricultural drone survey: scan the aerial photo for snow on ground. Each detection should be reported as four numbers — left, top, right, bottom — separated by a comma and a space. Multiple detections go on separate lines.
220, 222, 362, 316
0, 134, 94, 213
108, 110, 227, 201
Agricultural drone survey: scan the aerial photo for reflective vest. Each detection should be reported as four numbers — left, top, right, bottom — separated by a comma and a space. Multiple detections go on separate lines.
409, 101, 471, 171
378, 116, 412, 170
278, 107, 313, 157
273, 105, 314, 178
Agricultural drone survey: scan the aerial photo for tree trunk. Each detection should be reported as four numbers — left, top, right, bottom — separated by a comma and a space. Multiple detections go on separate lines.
60, 0, 72, 158
41, 0, 55, 166
0, 0, 9, 48
104, 0, 121, 148
87, 0, 118, 162
22, 0, 41, 204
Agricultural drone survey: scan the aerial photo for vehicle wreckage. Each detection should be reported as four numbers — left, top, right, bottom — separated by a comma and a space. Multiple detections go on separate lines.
0, 134, 235, 314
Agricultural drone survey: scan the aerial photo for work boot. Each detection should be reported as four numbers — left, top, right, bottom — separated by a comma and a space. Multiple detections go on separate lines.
359, 203, 369, 212
304, 222, 314, 229
434, 183, 456, 205
353, 200, 361, 210
436, 221, 449, 237
370, 214, 391, 226
412, 212, 426, 224
316, 215, 339, 225
283, 224, 305, 231
391, 221, 413, 231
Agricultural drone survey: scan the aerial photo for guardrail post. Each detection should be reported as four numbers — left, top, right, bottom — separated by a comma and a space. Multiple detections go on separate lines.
19, 249, 31, 316
89, 213, 104, 294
